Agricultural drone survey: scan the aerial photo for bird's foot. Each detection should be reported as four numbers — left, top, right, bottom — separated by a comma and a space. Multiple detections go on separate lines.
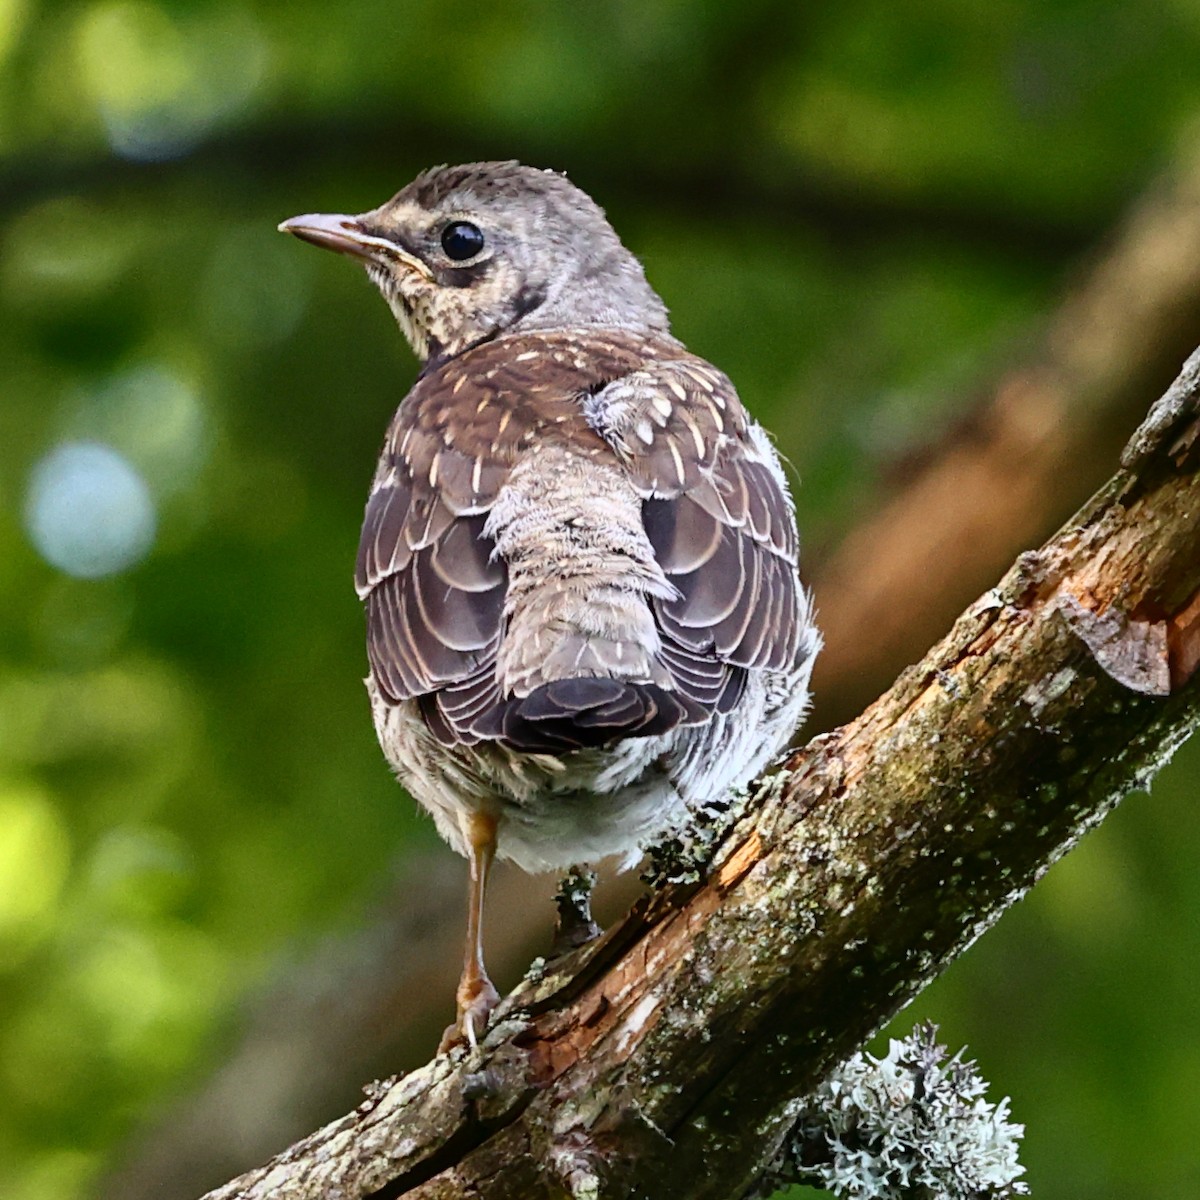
439, 975, 501, 1054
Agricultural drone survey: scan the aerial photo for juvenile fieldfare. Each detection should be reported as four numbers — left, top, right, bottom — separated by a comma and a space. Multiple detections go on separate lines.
280, 162, 820, 1049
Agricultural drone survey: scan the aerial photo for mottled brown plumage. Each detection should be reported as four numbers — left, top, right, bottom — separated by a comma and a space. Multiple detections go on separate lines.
280, 162, 820, 1048
356, 328, 802, 755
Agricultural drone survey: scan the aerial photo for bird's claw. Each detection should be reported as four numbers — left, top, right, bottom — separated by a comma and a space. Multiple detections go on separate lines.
439, 976, 501, 1054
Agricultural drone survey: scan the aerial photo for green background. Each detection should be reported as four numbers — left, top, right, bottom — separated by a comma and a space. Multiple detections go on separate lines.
1, 2, 1198, 1197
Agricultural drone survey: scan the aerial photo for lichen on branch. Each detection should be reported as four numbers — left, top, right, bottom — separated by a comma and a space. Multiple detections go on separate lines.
758, 1022, 1028, 1200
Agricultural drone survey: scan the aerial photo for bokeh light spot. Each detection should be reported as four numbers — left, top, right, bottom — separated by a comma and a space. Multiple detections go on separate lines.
0, 0, 30, 82
72, 1, 269, 161
66, 364, 213, 497
0, 195, 140, 306
0, 783, 70, 959
24, 442, 156, 578
4, 1150, 98, 1200
72, 924, 224, 1070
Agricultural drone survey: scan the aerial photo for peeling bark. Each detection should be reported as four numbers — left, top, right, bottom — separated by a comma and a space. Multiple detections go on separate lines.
200, 354, 1200, 1200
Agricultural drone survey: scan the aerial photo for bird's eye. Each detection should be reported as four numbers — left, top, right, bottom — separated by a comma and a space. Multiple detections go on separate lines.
440, 221, 485, 261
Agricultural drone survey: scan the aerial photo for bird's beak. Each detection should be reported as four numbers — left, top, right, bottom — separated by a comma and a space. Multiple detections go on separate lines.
278, 213, 432, 278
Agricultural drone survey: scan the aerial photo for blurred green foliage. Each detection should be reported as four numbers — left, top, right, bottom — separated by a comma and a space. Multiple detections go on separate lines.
1, 2, 1199, 1198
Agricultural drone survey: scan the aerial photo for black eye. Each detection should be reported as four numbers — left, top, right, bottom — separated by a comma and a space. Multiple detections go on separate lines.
440, 221, 485, 261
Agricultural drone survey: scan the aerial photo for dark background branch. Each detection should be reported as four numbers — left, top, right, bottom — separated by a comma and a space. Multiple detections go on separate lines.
0, 117, 1100, 261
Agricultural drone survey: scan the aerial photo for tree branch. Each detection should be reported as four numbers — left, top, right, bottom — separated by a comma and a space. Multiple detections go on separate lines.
811, 137, 1200, 727
0, 117, 1094, 264
197, 351, 1200, 1198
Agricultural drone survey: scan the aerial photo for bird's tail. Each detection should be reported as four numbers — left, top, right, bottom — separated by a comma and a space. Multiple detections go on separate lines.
495, 676, 703, 754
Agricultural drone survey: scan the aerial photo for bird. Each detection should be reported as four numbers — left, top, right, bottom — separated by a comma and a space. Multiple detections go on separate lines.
279, 162, 821, 1050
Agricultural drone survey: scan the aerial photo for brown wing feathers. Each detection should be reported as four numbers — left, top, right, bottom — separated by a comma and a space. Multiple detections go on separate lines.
625, 364, 803, 683
358, 330, 804, 752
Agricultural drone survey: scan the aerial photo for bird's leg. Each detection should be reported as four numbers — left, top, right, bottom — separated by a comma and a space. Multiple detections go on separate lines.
440, 811, 500, 1053
551, 864, 601, 956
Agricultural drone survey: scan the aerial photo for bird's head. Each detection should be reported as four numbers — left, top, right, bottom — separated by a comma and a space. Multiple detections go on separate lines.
279, 161, 672, 365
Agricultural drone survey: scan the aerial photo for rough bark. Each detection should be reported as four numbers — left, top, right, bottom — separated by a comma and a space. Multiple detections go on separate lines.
197, 349, 1200, 1200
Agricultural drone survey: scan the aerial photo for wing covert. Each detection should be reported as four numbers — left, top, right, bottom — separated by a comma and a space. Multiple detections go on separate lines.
586, 356, 808, 692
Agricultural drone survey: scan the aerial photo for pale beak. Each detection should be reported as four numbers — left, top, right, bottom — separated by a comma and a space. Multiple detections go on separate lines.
278, 212, 431, 278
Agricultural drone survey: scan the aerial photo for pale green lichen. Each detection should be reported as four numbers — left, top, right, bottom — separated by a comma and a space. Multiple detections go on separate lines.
761, 1022, 1028, 1199
642, 783, 754, 886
